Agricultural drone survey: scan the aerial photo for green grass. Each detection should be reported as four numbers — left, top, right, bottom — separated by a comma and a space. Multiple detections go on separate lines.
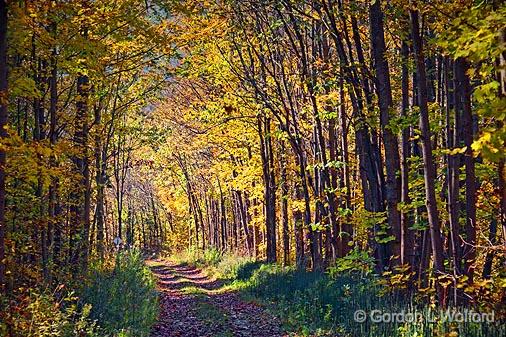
180, 285, 209, 296
1, 251, 159, 337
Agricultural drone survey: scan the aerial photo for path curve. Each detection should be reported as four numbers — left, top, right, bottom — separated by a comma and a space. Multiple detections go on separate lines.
148, 260, 286, 337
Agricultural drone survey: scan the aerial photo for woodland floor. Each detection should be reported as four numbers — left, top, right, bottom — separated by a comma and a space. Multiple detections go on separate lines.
148, 260, 287, 337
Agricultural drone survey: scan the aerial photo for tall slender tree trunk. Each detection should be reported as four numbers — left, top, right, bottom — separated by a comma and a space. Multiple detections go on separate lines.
328, 117, 340, 259
196, 194, 205, 250
94, 104, 106, 257
482, 218, 497, 279
400, 41, 413, 265
498, 27, 506, 260
78, 72, 91, 270
369, 0, 402, 265
410, 9, 446, 297
0, 0, 8, 292
32, 35, 51, 281
446, 57, 462, 276
456, 59, 476, 281
218, 179, 227, 251
236, 191, 251, 255
338, 78, 352, 257
48, 38, 59, 274
280, 140, 289, 266
293, 183, 305, 269
258, 116, 277, 263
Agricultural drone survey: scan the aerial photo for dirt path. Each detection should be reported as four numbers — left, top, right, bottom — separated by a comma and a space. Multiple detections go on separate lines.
148, 260, 287, 337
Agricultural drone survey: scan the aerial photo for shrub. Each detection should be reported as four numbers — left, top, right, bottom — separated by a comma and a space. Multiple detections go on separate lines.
170, 249, 506, 336
81, 250, 158, 337
0, 288, 97, 337
202, 247, 222, 266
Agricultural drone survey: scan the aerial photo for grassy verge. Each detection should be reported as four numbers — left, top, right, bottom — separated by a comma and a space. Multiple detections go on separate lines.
172, 248, 506, 337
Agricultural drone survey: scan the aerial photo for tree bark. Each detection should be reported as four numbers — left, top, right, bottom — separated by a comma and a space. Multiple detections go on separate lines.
338, 78, 352, 257
410, 9, 446, 291
258, 116, 277, 263
280, 140, 289, 266
293, 182, 305, 270
79, 72, 91, 270
0, 0, 8, 292
456, 58, 476, 281
369, 0, 402, 265
446, 57, 462, 276
482, 219, 497, 279
400, 41, 413, 266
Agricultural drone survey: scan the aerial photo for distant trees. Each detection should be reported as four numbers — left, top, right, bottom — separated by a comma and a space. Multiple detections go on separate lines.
150, 0, 506, 306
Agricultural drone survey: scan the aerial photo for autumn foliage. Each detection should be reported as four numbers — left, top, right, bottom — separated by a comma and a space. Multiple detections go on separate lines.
0, 0, 505, 335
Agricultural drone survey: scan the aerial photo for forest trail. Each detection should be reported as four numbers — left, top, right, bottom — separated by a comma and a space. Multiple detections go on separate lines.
148, 260, 287, 337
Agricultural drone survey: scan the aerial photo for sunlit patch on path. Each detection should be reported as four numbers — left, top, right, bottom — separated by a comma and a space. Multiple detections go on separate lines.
147, 259, 286, 337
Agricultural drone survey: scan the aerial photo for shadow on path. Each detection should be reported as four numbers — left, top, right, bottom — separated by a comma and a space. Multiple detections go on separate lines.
148, 259, 286, 337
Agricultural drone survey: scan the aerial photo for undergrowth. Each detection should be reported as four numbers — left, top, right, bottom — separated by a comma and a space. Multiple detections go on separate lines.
81, 250, 158, 337
0, 250, 158, 337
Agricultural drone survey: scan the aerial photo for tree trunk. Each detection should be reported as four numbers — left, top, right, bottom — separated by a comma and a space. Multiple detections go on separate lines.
410, 9, 446, 295
338, 78, 352, 257
78, 72, 91, 271
258, 116, 277, 263
446, 57, 462, 276
280, 140, 289, 266
400, 41, 413, 266
0, 0, 8, 292
498, 28, 506, 252
48, 38, 60, 274
369, 0, 402, 265
94, 104, 106, 257
218, 179, 227, 251
482, 218, 497, 279
456, 58, 476, 281
293, 183, 305, 270
236, 191, 251, 255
